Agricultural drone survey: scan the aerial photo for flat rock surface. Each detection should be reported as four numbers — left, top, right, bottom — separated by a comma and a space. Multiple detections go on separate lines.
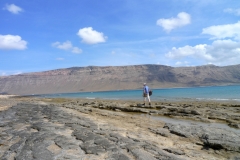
0, 97, 240, 160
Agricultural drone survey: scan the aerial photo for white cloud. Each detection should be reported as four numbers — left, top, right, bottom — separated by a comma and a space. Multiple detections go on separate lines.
166, 44, 211, 60
175, 61, 189, 66
202, 21, 240, 40
0, 72, 6, 76
166, 39, 240, 65
52, 41, 72, 50
77, 27, 107, 44
13, 71, 22, 75
56, 58, 64, 61
156, 12, 191, 32
4, 4, 23, 14
224, 8, 240, 16
72, 47, 82, 54
0, 71, 22, 76
52, 41, 82, 54
166, 21, 240, 66
0, 35, 27, 50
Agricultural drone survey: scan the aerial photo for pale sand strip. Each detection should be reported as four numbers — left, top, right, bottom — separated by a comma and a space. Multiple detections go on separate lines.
0, 95, 17, 99
0, 95, 18, 111
0, 106, 10, 111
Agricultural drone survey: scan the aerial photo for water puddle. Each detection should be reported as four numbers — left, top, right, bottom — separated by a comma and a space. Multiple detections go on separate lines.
140, 114, 240, 134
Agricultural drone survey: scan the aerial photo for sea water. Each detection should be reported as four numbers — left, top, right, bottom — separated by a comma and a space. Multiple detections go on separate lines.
39, 85, 240, 101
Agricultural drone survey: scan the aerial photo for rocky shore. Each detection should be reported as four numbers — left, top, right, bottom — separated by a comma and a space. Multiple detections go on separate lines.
0, 96, 240, 160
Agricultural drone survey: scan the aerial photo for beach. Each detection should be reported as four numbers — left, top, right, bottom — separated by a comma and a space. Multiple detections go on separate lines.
0, 96, 240, 160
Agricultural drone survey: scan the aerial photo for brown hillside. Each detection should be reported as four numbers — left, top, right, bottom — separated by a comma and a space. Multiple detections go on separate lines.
0, 64, 240, 95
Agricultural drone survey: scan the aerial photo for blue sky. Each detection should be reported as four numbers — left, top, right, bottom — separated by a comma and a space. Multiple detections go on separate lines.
1, 0, 240, 75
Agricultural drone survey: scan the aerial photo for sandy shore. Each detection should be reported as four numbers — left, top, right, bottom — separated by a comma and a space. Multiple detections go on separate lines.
0, 96, 240, 160
0, 95, 16, 99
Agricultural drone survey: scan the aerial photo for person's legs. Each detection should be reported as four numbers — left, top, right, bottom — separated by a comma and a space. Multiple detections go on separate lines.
143, 93, 151, 106
143, 96, 146, 105
147, 94, 151, 105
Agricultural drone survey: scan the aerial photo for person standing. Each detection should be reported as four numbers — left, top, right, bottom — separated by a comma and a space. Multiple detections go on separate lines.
143, 83, 151, 106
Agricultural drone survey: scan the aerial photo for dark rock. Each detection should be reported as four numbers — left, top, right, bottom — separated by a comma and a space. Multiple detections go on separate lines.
164, 123, 203, 138
108, 152, 131, 160
164, 123, 240, 152
163, 148, 185, 155
144, 145, 185, 160
80, 143, 106, 155
129, 148, 157, 160
200, 130, 240, 152
149, 127, 171, 137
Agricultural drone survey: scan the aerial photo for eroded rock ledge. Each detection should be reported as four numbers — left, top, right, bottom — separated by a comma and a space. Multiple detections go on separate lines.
0, 97, 240, 160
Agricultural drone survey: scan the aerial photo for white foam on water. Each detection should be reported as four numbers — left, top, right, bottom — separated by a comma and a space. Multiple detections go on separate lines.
86, 97, 95, 99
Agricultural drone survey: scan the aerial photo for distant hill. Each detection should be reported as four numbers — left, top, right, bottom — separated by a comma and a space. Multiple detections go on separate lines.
0, 64, 240, 95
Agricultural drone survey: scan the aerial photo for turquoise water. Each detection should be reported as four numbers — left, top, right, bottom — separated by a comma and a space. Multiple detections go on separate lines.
39, 85, 240, 101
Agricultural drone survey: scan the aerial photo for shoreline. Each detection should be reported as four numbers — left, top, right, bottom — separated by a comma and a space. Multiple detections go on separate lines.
32, 95, 240, 104
0, 97, 240, 159
16, 84, 240, 102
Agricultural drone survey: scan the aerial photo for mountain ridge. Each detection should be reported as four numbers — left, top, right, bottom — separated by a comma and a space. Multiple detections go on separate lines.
1, 64, 240, 95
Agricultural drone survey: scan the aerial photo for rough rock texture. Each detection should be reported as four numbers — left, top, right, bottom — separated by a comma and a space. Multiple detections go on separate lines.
0, 97, 240, 159
1, 64, 240, 95
0, 101, 185, 160
164, 123, 240, 152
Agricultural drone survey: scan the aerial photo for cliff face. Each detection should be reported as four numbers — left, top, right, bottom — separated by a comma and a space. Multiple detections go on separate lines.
0, 64, 240, 95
